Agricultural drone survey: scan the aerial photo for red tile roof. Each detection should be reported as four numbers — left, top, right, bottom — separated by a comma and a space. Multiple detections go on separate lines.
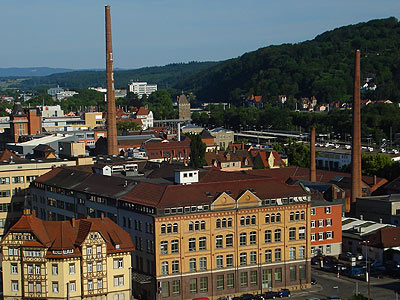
0, 149, 26, 162
136, 106, 150, 116
4, 212, 134, 257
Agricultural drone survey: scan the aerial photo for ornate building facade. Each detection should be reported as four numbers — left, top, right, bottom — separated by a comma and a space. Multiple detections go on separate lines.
0, 210, 134, 300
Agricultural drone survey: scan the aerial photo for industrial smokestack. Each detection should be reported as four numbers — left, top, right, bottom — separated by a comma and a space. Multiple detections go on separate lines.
351, 49, 362, 203
177, 123, 181, 142
105, 5, 118, 155
310, 127, 316, 181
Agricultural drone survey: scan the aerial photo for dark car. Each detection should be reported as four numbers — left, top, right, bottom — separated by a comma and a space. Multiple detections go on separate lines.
242, 294, 255, 300
254, 295, 265, 300
263, 291, 280, 299
278, 289, 291, 297
311, 278, 317, 285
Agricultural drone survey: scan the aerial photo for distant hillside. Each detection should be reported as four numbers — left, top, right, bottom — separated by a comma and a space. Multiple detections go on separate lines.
176, 17, 400, 103
0, 67, 73, 77
11, 62, 218, 90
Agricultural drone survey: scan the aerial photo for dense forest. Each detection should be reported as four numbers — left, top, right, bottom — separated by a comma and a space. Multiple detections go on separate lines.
177, 17, 400, 103
6, 17, 400, 105
9, 62, 217, 91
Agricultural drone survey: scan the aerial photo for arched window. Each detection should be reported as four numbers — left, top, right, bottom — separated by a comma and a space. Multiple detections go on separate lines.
222, 218, 227, 228
172, 223, 178, 233
276, 213, 281, 223
246, 216, 251, 225
271, 214, 275, 223
274, 229, 282, 242
240, 233, 247, 246
265, 230, 272, 243
167, 224, 172, 234
295, 211, 300, 221
161, 224, 166, 234
216, 219, 221, 229
195, 221, 200, 231
265, 214, 270, 224
189, 258, 196, 272
216, 235, 223, 248
227, 218, 233, 228
200, 220, 206, 230
161, 261, 168, 275
240, 216, 245, 226
251, 215, 256, 225
188, 221, 194, 231
199, 237, 206, 250
290, 212, 294, 221
300, 211, 305, 221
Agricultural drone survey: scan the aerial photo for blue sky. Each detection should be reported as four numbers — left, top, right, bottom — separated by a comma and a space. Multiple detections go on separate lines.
1, 0, 399, 69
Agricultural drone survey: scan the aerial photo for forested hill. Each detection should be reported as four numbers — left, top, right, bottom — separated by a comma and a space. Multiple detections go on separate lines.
176, 17, 400, 103
11, 62, 218, 91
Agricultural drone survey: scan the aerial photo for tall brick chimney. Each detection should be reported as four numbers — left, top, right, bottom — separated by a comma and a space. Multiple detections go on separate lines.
310, 127, 316, 181
105, 5, 118, 155
351, 49, 362, 203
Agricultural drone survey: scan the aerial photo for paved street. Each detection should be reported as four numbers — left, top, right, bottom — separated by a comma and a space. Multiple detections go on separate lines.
289, 267, 400, 300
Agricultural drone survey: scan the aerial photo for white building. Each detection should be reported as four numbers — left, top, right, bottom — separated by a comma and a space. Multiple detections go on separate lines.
40, 105, 64, 118
127, 82, 157, 99
55, 90, 78, 101
135, 107, 153, 130
47, 86, 64, 97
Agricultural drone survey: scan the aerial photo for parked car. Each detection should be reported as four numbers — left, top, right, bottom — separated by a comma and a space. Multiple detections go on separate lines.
339, 252, 354, 261
311, 255, 323, 265
355, 253, 364, 261
278, 289, 291, 297
254, 295, 265, 300
263, 291, 280, 299
242, 294, 255, 300
311, 278, 317, 285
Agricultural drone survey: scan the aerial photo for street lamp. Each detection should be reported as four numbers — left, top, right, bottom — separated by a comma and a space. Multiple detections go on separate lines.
363, 240, 371, 300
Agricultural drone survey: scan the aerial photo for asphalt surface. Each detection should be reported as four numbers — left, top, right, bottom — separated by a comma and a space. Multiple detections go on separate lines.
288, 267, 400, 300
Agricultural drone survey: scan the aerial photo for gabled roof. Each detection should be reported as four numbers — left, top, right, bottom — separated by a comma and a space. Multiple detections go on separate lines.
33, 144, 55, 153
0, 149, 26, 162
136, 106, 150, 116
3, 211, 134, 257
11, 102, 26, 117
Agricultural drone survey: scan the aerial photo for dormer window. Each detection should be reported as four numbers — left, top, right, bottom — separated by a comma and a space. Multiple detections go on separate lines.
116, 244, 120, 249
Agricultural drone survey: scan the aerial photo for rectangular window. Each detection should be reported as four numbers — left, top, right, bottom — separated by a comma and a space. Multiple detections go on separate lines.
216, 275, 224, 290
299, 265, 306, 280
325, 206, 331, 214
318, 232, 324, 240
52, 264, 58, 275
319, 220, 324, 227
11, 263, 18, 274
240, 272, 248, 287
35, 265, 41, 275
97, 261, 102, 271
12, 176, 24, 184
189, 278, 197, 294
275, 248, 281, 262
69, 263, 75, 274
262, 269, 272, 288
299, 227, 306, 240
172, 260, 179, 274
0, 177, 10, 184
265, 250, 272, 263
311, 233, 316, 241
97, 279, 103, 289
250, 251, 257, 264
299, 246, 305, 258
289, 247, 296, 260
88, 280, 93, 291
289, 266, 297, 281
200, 277, 208, 292
326, 231, 333, 239
11, 280, 18, 292
70, 281, 76, 292
311, 220, 316, 228
162, 281, 169, 298
0, 190, 10, 197
87, 263, 93, 273
326, 245, 331, 254
114, 258, 123, 269
311, 208, 315, 215
274, 268, 282, 282
326, 218, 332, 226
172, 280, 180, 296
114, 275, 124, 287
227, 273, 234, 289
53, 281, 59, 293
250, 270, 258, 286
216, 255, 223, 269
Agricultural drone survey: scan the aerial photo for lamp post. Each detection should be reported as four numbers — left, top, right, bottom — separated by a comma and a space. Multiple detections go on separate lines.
363, 240, 371, 300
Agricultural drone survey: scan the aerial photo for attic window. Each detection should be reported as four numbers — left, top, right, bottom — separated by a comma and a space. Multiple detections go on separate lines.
206, 192, 212, 197
289, 197, 294, 203
184, 207, 190, 213
271, 199, 277, 205
191, 206, 197, 212
177, 207, 183, 213
164, 208, 170, 215
116, 244, 120, 249
203, 205, 209, 211
264, 200, 270, 206
171, 208, 177, 214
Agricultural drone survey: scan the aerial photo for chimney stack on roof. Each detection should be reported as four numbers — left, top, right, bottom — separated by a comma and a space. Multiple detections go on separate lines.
351, 49, 362, 203
105, 5, 118, 156
310, 127, 316, 182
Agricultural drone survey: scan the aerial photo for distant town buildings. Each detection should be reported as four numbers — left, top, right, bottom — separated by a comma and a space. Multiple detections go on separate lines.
128, 82, 157, 99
